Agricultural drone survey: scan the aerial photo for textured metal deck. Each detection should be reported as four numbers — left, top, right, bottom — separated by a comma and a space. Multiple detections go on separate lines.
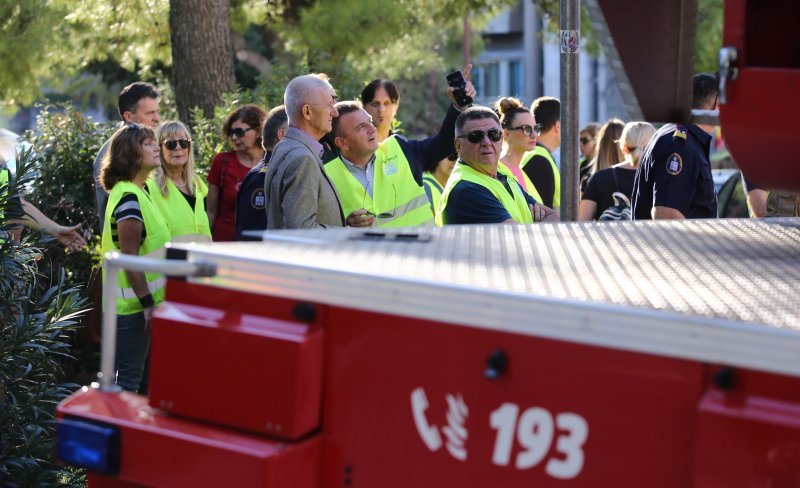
176, 219, 800, 375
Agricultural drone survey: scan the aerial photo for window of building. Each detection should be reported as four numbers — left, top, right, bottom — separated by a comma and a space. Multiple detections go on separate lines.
509, 60, 524, 97
484, 62, 500, 97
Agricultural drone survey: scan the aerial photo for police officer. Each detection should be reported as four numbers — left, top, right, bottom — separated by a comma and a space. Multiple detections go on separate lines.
631, 73, 719, 220
235, 105, 288, 239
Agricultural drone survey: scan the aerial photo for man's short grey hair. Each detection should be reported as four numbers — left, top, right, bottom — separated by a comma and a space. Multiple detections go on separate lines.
284, 73, 333, 124
455, 105, 500, 136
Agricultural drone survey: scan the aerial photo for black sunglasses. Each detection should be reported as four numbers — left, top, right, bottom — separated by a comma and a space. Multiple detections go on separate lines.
579, 137, 593, 145
229, 127, 254, 138
506, 124, 541, 137
163, 138, 191, 150
458, 129, 503, 144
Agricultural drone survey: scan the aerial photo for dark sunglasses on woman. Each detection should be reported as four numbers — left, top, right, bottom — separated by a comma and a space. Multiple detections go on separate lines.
228, 127, 254, 138
163, 139, 191, 150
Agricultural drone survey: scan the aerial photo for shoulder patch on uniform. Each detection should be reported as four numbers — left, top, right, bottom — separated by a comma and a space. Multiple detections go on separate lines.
666, 153, 683, 175
673, 126, 687, 141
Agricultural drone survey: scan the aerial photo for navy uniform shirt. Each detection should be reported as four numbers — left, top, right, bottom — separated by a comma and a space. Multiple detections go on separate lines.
235, 152, 271, 240
631, 123, 717, 220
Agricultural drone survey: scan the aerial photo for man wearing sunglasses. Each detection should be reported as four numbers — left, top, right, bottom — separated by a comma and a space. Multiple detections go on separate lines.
93, 82, 161, 232
632, 73, 719, 220
437, 106, 558, 225
324, 66, 476, 228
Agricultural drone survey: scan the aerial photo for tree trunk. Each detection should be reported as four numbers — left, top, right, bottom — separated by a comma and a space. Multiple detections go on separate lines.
169, 0, 236, 123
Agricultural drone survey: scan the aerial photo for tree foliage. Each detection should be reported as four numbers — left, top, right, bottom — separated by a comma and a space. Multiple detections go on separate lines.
1, 149, 87, 487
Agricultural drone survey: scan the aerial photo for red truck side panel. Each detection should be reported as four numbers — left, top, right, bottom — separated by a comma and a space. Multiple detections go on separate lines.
721, 0, 800, 192
320, 306, 703, 486
149, 281, 324, 440
57, 389, 320, 487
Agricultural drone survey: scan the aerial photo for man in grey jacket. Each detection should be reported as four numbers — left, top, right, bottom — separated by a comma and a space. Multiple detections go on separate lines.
264, 74, 373, 229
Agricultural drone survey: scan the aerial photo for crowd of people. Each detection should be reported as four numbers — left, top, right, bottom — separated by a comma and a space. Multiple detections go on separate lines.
0, 67, 786, 393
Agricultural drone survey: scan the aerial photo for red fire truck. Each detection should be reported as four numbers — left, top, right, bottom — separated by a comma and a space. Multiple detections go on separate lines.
55, 0, 800, 486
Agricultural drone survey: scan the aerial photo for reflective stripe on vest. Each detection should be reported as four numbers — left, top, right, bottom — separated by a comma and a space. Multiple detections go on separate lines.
499, 161, 543, 204
325, 137, 434, 228
146, 176, 212, 242
436, 162, 533, 225
521, 145, 560, 208
423, 174, 443, 217
102, 181, 171, 315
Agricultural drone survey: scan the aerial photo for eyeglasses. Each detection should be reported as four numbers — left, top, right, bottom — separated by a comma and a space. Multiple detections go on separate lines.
457, 129, 503, 144
363, 182, 396, 220
163, 138, 191, 150
579, 137, 593, 145
506, 124, 541, 137
229, 127, 254, 138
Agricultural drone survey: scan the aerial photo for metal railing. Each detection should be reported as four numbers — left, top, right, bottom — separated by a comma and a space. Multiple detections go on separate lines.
99, 252, 217, 391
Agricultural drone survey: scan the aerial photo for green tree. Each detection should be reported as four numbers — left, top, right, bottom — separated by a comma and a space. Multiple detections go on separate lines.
1, 149, 87, 486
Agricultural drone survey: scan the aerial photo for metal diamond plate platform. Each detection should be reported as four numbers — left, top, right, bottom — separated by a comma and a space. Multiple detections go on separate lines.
175, 219, 800, 376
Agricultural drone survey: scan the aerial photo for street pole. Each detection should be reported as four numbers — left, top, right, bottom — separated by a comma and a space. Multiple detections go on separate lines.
560, 0, 580, 221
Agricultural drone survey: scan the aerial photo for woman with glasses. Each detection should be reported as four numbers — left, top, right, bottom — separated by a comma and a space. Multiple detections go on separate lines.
99, 123, 171, 392
206, 104, 266, 241
494, 97, 543, 203
147, 121, 211, 242
579, 121, 656, 221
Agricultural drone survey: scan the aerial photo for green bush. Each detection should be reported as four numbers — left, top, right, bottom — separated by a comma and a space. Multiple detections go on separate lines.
1, 149, 87, 487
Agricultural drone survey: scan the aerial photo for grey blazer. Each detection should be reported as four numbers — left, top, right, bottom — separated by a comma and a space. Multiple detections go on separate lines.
263, 131, 345, 229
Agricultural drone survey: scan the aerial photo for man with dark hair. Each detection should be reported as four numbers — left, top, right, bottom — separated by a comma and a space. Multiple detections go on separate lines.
235, 105, 288, 239
324, 68, 476, 228
437, 106, 557, 225
93, 82, 161, 228
521, 96, 561, 209
632, 73, 719, 220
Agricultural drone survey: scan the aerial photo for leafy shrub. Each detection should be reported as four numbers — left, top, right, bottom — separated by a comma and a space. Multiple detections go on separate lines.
189, 59, 323, 176
1, 149, 87, 487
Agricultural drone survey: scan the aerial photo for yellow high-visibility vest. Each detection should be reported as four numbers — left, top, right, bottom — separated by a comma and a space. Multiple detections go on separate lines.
436, 162, 533, 225
102, 181, 171, 315
147, 176, 211, 243
521, 145, 560, 208
325, 137, 433, 228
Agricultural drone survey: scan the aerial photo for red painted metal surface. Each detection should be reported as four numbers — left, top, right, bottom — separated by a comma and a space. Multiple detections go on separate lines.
149, 281, 324, 440
319, 306, 704, 486
694, 367, 800, 487
721, 0, 800, 192
56, 388, 320, 487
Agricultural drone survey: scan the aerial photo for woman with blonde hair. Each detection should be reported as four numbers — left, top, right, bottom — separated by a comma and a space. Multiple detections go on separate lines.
99, 123, 170, 392
579, 121, 656, 221
147, 121, 211, 242
494, 96, 543, 203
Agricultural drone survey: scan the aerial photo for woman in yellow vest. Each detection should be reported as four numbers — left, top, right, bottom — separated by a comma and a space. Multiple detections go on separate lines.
99, 123, 171, 393
147, 121, 211, 242
494, 97, 544, 204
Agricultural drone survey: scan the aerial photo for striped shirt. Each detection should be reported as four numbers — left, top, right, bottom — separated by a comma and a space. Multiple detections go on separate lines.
111, 193, 146, 247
